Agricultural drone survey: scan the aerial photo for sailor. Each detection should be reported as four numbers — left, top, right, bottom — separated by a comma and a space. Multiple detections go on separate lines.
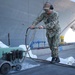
30, 2, 60, 63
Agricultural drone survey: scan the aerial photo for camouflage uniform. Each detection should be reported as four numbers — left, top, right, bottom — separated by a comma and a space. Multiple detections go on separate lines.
32, 10, 60, 58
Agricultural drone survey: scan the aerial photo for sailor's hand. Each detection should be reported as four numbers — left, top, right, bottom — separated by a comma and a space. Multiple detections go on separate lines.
29, 26, 35, 29
38, 26, 44, 29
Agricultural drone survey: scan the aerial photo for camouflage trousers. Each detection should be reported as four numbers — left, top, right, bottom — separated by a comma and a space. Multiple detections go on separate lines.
46, 32, 60, 58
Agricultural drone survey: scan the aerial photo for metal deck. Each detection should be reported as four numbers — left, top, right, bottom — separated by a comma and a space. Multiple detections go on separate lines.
3, 48, 75, 75
9, 64, 75, 75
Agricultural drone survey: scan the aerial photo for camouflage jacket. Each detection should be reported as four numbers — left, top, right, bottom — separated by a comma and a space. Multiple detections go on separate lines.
32, 10, 60, 37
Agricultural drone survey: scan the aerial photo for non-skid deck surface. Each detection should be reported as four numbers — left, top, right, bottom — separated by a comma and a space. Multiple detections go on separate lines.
8, 58, 75, 75
3, 49, 75, 75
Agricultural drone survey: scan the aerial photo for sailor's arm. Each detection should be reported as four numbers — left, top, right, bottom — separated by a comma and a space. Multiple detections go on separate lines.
32, 13, 44, 26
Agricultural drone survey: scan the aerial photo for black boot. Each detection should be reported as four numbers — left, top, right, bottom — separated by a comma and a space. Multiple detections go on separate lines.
56, 57, 60, 63
51, 57, 56, 63
51, 57, 60, 63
